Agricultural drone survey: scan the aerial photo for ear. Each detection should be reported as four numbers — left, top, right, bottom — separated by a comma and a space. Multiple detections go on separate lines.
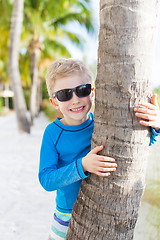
91, 87, 95, 100
49, 97, 60, 110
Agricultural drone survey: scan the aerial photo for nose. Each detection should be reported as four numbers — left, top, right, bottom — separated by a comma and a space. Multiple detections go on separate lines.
71, 92, 80, 104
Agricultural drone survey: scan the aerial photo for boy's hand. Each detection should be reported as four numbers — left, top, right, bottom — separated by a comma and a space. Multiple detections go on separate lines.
134, 94, 160, 131
82, 145, 117, 177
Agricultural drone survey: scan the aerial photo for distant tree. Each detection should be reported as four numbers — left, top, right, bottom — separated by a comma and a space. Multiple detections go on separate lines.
8, 0, 30, 133
23, 0, 94, 123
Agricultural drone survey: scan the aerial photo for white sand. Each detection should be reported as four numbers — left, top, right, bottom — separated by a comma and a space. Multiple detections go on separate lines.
0, 112, 159, 240
0, 112, 55, 240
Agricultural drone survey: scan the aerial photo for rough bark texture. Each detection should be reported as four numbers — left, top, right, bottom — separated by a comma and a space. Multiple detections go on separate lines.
66, 0, 158, 239
8, 0, 30, 133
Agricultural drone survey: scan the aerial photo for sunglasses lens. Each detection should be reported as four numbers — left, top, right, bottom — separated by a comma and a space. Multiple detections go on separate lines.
76, 84, 91, 97
56, 89, 72, 102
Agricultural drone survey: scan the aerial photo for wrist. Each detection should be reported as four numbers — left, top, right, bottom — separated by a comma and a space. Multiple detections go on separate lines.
82, 157, 87, 172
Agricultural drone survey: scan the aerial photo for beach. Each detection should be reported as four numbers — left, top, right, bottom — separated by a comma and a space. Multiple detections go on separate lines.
0, 111, 159, 240
0, 112, 55, 240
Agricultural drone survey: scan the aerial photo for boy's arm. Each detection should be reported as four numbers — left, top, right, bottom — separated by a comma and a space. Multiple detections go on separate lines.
134, 94, 160, 146
38, 129, 89, 192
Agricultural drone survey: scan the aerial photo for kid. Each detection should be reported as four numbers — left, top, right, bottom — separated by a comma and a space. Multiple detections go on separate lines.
39, 58, 160, 240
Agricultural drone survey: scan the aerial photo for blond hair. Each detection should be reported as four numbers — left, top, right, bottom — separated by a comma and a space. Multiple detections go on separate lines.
45, 58, 94, 97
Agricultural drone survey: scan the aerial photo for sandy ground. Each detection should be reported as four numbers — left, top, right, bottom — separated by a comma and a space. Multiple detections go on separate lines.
0, 112, 56, 240
0, 111, 159, 240
134, 139, 160, 240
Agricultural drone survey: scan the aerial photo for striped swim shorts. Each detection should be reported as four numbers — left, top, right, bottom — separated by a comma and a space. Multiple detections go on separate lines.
48, 209, 72, 240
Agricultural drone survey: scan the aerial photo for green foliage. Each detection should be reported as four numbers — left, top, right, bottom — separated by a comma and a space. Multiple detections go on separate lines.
20, 0, 94, 90
143, 180, 160, 207
154, 86, 160, 107
19, 52, 31, 87
0, 0, 95, 89
42, 99, 63, 122
41, 81, 63, 121
0, 97, 4, 114
42, 39, 71, 60
142, 181, 160, 238
42, 80, 49, 100
23, 87, 30, 110
0, 0, 12, 84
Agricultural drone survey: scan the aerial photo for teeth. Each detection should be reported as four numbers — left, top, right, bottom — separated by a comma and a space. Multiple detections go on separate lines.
71, 106, 84, 112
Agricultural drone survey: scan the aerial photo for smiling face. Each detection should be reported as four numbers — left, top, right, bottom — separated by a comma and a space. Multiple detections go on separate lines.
50, 74, 94, 126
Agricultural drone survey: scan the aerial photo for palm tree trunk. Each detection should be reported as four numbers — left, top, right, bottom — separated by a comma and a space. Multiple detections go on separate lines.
30, 49, 39, 124
29, 39, 43, 124
37, 76, 42, 113
66, 0, 158, 239
8, 0, 30, 133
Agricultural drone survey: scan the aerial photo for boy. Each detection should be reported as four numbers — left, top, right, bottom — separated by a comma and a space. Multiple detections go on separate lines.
39, 58, 160, 240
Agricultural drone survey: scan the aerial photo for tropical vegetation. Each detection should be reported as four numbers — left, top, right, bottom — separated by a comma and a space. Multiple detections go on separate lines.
154, 86, 160, 107
0, 0, 95, 123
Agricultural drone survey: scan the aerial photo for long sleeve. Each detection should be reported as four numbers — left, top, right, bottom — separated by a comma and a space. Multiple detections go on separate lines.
149, 127, 160, 146
38, 130, 89, 192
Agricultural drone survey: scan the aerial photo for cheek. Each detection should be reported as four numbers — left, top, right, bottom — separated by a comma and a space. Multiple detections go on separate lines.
84, 96, 92, 107
58, 102, 69, 112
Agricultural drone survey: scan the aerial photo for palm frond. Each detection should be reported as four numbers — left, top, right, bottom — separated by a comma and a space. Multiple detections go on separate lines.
24, 0, 41, 10
40, 0, 64, 19
62, 30, 85, 48
42, 39, 71, 59
50, 12, 94, 33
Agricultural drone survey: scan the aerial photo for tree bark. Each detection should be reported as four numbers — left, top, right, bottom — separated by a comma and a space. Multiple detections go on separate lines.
29, 39, 43, 124
37, 76, 42, 113
30, 49, 39, 124
66, 0, 158, 239
8, 0, 30, 133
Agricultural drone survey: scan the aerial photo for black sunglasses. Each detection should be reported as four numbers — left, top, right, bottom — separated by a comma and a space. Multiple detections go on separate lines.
54, 84, 92, 102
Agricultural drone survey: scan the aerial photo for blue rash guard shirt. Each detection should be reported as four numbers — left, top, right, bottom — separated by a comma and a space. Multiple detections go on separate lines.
149, 127, 160, 146
39, 112, 93, 213
39, 112, 159, 213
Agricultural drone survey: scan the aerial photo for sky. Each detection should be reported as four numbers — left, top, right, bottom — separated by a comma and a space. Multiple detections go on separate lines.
65, 0, 99, 64
67, 0, 160, 88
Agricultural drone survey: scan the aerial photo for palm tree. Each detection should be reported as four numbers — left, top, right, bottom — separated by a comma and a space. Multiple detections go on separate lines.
23, 0, 94, 123
0, 0, 12, 84
66, 0, 159, 239
8, 0, 30, 133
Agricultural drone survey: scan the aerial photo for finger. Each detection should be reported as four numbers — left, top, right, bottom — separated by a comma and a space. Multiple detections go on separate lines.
152, 94, 159, 107
134, 107, 156, 116
135, 112, 156, 121
90, 145, 103, 154
138, 101, 157, 110
97, 156, 116, 162
139, 120, 158, 129
139, 120, 151, 127
99, 162, 117, 168
96, 172, 111, 177
98, 167, 117, 172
